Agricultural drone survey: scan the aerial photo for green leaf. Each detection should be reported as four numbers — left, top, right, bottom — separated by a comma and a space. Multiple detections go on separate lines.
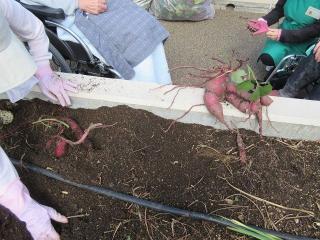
247, 65, 257, 81
236, 80, 255, 92
250, 87, 261, 102
230, 69, 247, 84
259, 84, 273, 97
228, 227, 280, 240
229, 220, 282, 240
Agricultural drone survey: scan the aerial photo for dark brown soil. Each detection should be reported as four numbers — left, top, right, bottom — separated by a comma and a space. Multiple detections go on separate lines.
0, 99, 319, 240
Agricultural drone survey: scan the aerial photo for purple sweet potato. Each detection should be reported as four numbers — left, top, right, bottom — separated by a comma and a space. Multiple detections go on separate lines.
205, 74, 228, 99
204, 91, 226, 125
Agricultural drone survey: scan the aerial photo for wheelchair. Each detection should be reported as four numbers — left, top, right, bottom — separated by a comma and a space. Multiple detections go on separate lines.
18, 1, 120, 79
264, 45, 315, 90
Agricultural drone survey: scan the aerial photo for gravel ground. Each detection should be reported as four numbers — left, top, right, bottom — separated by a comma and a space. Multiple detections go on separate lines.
162, 9, 267, 85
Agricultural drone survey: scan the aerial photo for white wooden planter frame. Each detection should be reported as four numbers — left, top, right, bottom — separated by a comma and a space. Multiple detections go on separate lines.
1, 73, 319, 141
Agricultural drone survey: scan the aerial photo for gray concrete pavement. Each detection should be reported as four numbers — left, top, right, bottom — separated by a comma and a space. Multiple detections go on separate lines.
161, 9, 267, 85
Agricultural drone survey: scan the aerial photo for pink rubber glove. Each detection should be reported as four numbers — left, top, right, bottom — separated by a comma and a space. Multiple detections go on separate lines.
36, 64, 78, 107
0, 179, 68, 240
247, 19, 269, 36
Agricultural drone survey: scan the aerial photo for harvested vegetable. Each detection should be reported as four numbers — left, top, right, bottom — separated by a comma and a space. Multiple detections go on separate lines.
54, 139, 68, 158
204, 91, 228, 127
205, 74, 227, 99
43, 117, 106, 158
260, 95, 273, 106
160, 60, 274, 164
236, 130, 247, 164
59, 117, 92, 148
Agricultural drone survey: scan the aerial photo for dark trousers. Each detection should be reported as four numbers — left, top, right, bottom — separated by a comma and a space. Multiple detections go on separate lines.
280, 54, 320, 100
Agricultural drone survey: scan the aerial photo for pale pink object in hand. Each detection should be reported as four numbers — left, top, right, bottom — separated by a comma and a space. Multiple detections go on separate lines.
36, 64, 78, 107
247, 19, 269, 36
0, 179, 68, 240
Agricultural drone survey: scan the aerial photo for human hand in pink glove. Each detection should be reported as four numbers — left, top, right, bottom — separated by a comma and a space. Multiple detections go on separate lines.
247, 18, 269, 36
36, 64, 78, 107
0, 179, 68, 240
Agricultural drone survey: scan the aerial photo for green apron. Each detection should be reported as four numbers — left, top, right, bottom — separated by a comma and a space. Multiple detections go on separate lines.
261, 0, 320, 65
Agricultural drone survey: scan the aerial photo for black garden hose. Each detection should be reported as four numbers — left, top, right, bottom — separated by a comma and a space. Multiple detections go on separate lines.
10, 158, 318, 240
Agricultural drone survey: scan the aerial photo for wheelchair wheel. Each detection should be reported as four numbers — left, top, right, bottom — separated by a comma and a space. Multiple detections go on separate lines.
49, 43, 72, 73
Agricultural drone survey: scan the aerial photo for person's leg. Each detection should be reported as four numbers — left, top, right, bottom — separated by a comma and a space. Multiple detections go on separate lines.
131, 43, 172, 84
131, 53, 157, 83
259, 53, 275, 67
259, 39, 289, 67
150, 43, 172, 85
307, 84, 320, 100
279, 54, 320, 97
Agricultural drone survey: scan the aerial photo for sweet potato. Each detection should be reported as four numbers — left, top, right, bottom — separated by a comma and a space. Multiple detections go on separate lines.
227, 82, 273, 106
205, 80, 226, 99
44, 117, 93, 158
213, 73, 228, 85
59, 117, 92, 148
54, 139, 68, 158
238, 101, 251, 114
226, 93, 247, 114
238, 91, 252, 101
260, 95, 273, 106
205, 74, 228, 98
226, 82, 237, 94
204, 91, 228, 127
236, 130, 247, 164
59, 118, 83, 141
256, 109, 263, 137
249, 101, 261, 114
226, 82, 252, 101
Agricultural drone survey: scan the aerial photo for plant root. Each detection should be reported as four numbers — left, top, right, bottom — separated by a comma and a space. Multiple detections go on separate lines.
165, 104, 204, 133
236, 130, 247, 164
58, 123, 116, 146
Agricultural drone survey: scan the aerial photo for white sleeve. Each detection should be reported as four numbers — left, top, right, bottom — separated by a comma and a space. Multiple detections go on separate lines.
0, 147, 18, 196
0, 0, 51, 67
20, 0, 78, 16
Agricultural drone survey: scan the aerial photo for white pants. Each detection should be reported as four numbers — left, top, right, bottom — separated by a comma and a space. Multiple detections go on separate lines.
131, 43, 172, 84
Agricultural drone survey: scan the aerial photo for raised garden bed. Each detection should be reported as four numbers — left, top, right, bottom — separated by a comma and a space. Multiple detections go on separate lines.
0, 99, 319, 240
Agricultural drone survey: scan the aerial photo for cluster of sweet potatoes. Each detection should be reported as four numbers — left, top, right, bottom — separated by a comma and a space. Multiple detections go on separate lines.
203, 68, 273, 135
46, 117, 93, 158
164, 62, 274, 164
